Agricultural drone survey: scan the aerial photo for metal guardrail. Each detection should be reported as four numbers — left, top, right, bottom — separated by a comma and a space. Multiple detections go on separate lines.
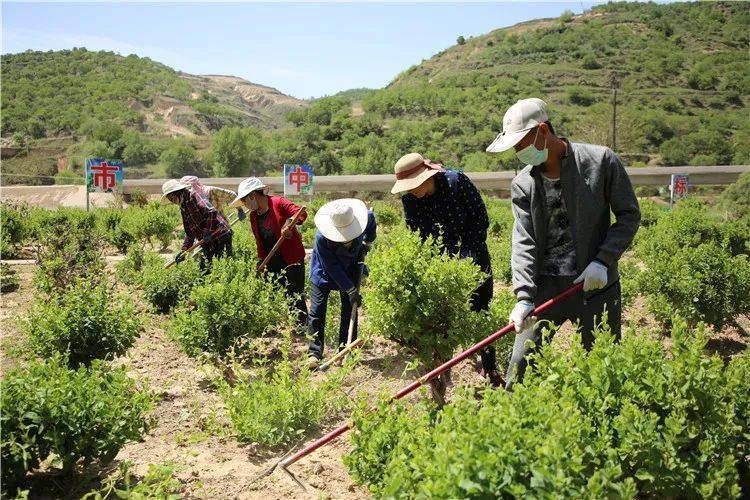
121, 165, 750, 195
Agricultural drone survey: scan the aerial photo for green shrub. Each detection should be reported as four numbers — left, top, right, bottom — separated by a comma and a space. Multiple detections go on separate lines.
129, 188, 149, 208
1, 358, 153, 494
459, 292, 517, 367
639, 242, 750, 329
25, 280, 141, 367
637, 198, 666, 228
97, 208, 135, 252
32, 209, 104, 294
169, 258, 292, 357
219, 335, 347, 446
345, 398, 438, 489
0, 263, 20, 293
54, 169, 83, 185
121, 202, 179, 250
581, 53, 602, 69
347, 323, 749, 498
618, 257, 641, 308
82, 461, 183, 500
484, 198, 514, 237
566, 86, 595, 106
141, 258, 202, 313
0, 201, 28, 258
231, 223, 259, 261
115, 245, 163, 286
720, 170, 750, 221
637, 200, 749, 260
371, 201, 402, 228
487, 235, 512, 285
363, 228, 484, 365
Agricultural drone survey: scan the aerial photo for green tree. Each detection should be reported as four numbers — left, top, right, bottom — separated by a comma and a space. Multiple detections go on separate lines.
160, 142, 198, 178
209, 127, 266, 177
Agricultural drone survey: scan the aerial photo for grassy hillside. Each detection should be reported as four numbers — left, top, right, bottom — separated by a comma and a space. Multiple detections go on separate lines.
267, 1, 749, 175
0, 49, 305, 184
2, 2, 748, 185
1, 49, 305, 138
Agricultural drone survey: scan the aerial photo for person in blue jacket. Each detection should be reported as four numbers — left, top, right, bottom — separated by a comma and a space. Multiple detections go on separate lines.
307, 198, 377, 366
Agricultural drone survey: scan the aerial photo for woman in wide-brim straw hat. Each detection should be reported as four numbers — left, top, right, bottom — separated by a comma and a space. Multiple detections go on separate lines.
391, 153, 504, 400
307, 198, 377, 366
161, 179, 233, 269
231, 177, 309, 327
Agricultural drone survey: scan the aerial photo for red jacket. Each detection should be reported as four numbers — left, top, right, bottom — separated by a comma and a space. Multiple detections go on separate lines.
250, 195, 307, 265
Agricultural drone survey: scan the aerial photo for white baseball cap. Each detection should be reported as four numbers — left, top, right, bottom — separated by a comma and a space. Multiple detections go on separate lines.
314, 199, 368, 243
230, 177, 269, 207
486, 98, 549, 153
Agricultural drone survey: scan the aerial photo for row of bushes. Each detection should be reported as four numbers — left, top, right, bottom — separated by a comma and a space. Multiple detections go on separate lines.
2, 205, 154, 495
114, 225, 346, 447
347, 324, 750, 497
0, 201, 180, 258
634, 199, 750, 329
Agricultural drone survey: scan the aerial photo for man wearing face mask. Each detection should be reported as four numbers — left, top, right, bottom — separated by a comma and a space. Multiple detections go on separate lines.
486, 98, 640, 390
391, 153, 504, 392
231, 177, 308, 327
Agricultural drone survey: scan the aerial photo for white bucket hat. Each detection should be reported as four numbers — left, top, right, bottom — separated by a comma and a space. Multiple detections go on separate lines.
390, 153, 445, 194
314, 198, 368, 243
230, 177, 270, 207
486, 98, 549, 153
161, 179, 189, 199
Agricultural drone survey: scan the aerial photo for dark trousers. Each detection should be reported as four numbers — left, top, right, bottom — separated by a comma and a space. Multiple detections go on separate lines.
505, 276, 622, 390
472, 250, 497, 374
267, 261, 308, 328
307, 282, 358, 360
200, 234, 233, 270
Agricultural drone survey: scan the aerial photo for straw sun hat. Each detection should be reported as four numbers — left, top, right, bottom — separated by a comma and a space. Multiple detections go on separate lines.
390, 153, 445, 194
314, 198, 369, 243
161, 179, 189, 199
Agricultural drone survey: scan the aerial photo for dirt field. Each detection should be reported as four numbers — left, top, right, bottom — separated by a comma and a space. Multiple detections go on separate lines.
1, 256, 747, 499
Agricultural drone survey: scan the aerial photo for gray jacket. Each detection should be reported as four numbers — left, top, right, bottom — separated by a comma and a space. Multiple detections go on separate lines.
510, 141, 641, 302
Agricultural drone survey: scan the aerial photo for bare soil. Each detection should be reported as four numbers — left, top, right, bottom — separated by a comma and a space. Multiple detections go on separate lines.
1, 258, 746, 499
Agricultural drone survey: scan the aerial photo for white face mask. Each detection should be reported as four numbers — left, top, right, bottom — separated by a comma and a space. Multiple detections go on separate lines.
516, 128, 548, 166
243, 196, 259, 212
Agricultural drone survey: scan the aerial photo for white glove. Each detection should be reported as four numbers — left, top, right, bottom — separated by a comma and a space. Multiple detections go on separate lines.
509, 300, 535, 333
574, 261, 608, 292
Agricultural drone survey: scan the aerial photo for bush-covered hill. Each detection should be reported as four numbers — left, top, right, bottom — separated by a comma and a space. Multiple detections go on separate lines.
280, 1, 748, 174
2, 2, 748, 185
0, 49, 305, 138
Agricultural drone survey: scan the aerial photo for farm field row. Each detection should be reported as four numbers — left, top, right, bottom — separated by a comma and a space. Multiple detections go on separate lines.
1, 176, 749, 498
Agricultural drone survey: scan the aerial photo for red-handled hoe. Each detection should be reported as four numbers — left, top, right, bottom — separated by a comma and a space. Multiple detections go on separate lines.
164, 216, 241, 269
250, 282, 585, 488
256, 207, 307, 274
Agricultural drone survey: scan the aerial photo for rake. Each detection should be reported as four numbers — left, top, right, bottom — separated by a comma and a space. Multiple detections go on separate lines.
249, 282, 585, 487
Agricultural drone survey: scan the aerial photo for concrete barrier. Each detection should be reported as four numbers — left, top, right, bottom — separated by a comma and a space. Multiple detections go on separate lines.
122, 165, 750, 195
2, 166, 748, 208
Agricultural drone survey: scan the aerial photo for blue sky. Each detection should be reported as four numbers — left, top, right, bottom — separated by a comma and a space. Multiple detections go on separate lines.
3, 2, 604, 98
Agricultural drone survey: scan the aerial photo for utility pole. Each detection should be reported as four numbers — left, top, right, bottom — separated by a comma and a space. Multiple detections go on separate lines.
609, 71, 621, 152
611, 85, 617, 152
